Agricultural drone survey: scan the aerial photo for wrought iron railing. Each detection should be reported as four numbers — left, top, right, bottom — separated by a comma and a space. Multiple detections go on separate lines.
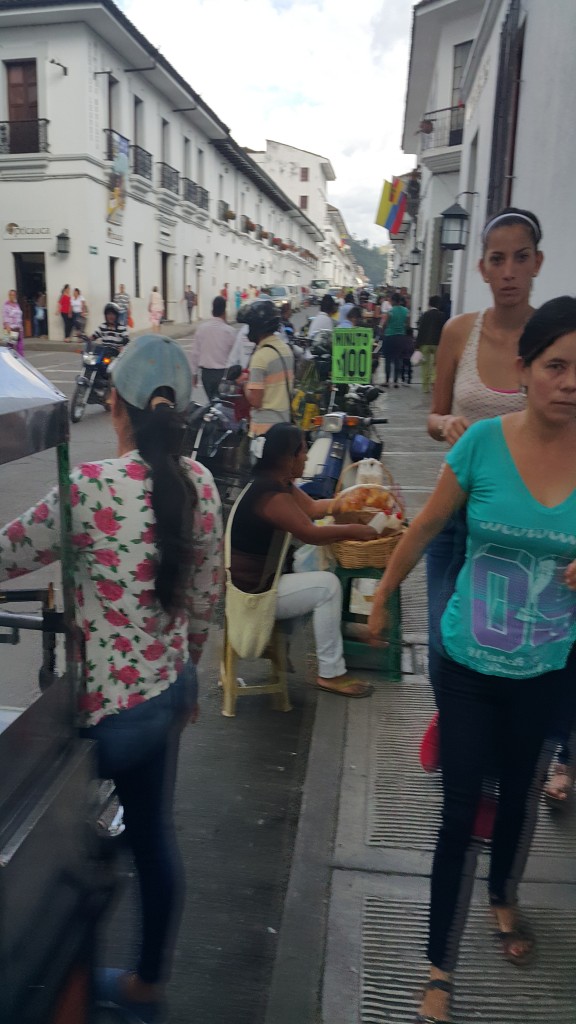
182, 178, 209, 210
420, 105, 465, 150
104, 128, 130, 162
158, 162, 179, 194
130, 144, 152, 180
0, 118, 49, 155
217, 199, 230, 220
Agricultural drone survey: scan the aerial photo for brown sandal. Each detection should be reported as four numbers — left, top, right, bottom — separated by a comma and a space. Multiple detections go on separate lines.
544, 763, 574, 810
491, 908, 536, 967
314, 679, 374, 699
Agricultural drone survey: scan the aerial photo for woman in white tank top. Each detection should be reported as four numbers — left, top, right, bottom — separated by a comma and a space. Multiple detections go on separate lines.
422, 210, 549, 772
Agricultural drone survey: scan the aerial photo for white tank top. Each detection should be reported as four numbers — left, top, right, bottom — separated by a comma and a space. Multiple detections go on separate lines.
452, 310, 526, 423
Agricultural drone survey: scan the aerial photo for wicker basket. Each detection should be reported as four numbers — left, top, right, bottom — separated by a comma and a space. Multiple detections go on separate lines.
333, 462, 405, 526
331, 527, 405, 569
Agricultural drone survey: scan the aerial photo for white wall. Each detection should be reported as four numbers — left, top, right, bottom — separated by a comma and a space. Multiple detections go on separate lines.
251, 141, 330, 237
425, 11, 481, 114
0, 16, 320, 336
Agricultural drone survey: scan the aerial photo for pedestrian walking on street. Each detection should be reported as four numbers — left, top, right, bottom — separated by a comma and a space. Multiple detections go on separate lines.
421, 208, 544, 776
148, 286, 164, 332
57, 284, 73, 340
398, 324, 416, 384
417, 295, 446, 393
0, 334, 222, 1024
241, 300, 294, 445
184, 285, 196, 324
33, 291, 47, 338
382, 293, 409, 387
234, 286, 242, 316
114, 283, 132, 327
369, 296, 576, 1024
71, 287, 88, 337
188, 295, 236, 401
3, 288, 24, 355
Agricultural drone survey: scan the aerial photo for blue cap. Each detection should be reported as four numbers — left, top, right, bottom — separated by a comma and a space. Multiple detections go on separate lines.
110, 334, 192, 412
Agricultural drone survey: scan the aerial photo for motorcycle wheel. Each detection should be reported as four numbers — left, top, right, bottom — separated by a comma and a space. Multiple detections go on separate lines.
70, 385, 87, 423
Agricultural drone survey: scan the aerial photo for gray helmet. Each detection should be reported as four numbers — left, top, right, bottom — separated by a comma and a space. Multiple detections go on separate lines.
237, 299, 281, 339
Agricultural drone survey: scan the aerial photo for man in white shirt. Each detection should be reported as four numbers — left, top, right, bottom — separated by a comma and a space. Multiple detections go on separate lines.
308, 294, 337, 337
188, 296, 236, 400
337, 291, 356, 325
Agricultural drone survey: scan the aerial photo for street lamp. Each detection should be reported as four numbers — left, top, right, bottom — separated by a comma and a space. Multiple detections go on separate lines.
440, 202, 470, 251
408, 247, 422, 266
56, 230, 70, 255
194, 252, 204, 320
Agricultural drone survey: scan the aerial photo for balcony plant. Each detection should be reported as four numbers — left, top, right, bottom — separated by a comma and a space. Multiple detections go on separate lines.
225, 209, 236, 221
246, 219, 255, 232
419, 118, 434, 134
261, 229, 269, 239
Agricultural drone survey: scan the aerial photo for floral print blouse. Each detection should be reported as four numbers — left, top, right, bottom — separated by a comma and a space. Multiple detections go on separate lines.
0, 452, 222, 726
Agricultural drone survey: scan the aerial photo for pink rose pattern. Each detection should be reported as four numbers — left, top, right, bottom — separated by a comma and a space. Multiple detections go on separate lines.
0, 453, 222, 727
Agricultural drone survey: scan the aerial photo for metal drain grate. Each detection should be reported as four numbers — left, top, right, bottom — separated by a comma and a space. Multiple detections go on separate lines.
361, 896, 576, 1023
366, 683, 576, 858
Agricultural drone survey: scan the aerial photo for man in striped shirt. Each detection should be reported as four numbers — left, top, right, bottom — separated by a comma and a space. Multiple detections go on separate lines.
242, 300, 294, 437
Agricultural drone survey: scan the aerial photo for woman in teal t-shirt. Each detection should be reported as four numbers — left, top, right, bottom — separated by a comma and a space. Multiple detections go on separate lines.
368, 296, 576, 1024
382, 293, 409, 386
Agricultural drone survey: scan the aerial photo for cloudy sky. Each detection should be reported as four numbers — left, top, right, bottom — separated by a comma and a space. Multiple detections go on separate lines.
121, 0, 418, 245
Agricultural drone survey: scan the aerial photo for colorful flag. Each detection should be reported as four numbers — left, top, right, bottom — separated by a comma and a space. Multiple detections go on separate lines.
375, 180, 394, 227
390, 192, 407, 234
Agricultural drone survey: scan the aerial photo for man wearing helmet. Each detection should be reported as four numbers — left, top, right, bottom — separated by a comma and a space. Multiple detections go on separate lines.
90, 302, 130, 349
239, 300, 294, 443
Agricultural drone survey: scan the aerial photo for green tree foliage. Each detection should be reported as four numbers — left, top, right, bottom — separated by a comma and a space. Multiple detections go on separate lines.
348, 238, 388, 288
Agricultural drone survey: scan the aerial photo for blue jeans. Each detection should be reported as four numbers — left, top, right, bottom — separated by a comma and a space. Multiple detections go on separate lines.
81, 663, 197, 983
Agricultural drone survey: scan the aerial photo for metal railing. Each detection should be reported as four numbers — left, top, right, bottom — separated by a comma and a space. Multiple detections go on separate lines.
0, 118, 49, 155
420, 105, 465, 151
130, 144, 152, 180
217, 199, 230, 220
104, 128, 130, 162
182, 178, 209, 210
158, 162, 179, 194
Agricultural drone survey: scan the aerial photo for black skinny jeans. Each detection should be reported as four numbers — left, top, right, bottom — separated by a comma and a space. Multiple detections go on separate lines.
428, 650, 574, 971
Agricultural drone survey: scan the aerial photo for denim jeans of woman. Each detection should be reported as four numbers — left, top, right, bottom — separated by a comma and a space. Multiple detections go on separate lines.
81, 662, 197, 984
429, 651, 572, 971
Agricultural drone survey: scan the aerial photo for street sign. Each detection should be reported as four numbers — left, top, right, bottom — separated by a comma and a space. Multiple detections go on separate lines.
331, 328, 373, 384
89, 246, 98, 255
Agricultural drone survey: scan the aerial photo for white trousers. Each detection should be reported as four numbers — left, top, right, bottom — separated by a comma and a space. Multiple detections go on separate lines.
275, 571, 346, 679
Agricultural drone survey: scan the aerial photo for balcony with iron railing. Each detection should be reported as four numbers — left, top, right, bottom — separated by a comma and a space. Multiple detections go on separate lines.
104, 128, 130, 162
130, 145, 152, 180
158, 162, 179, 195
0, 118, 49, 155
182, 178, 209, 211
420, 105, 465, 149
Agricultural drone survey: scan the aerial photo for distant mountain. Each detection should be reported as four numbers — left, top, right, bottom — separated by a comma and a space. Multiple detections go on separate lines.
348, 238, 388, 288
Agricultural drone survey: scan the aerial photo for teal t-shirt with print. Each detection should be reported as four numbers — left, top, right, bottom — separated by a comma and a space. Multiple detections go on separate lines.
441, 418, 576, 678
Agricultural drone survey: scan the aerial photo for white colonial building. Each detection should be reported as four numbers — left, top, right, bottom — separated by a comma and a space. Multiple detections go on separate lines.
249, 139, 356, 288
401, 0, 576, 318
0, 0, 323, 338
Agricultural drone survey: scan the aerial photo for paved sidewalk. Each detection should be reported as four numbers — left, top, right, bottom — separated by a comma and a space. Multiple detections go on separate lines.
22, 320, 196, 353
265, 383, 576, 1024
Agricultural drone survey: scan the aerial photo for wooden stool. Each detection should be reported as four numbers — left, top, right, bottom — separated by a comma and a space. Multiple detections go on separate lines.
220, 622, 292, 718
335, 565, 402, 682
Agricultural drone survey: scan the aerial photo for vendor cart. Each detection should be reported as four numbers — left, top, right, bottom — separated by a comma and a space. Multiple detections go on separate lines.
0, 349, 116, 1023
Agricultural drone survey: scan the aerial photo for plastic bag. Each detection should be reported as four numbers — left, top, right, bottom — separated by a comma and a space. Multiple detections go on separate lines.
411, 349, 423, 366
293, 543, 336, 574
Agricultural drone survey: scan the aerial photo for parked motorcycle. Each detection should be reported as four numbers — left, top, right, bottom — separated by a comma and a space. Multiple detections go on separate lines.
70, 337, 120, 423
183, 369, 251, 517
298, 384, 387, 499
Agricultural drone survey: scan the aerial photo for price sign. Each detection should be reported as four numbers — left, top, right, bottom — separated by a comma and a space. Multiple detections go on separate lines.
331, 328, 373, 384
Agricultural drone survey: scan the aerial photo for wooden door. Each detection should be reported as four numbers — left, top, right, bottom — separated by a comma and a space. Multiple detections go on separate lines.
7, 60, 39, 152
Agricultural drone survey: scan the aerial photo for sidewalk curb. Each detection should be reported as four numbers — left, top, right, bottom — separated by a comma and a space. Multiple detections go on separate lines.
264, 696, 347, 1024
22, 322, 196, 353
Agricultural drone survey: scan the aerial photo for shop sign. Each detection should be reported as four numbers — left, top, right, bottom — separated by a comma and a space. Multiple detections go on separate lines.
4, 221, 52, 240
332, 328, 373, 384
106, 226, 123, 245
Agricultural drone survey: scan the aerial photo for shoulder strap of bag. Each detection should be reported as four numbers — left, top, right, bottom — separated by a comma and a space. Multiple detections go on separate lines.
261, 342, 294, 415
224, 480, 291, 587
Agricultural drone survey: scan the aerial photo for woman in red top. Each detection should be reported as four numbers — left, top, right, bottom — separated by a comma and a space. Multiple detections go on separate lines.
57, 283, 73, 340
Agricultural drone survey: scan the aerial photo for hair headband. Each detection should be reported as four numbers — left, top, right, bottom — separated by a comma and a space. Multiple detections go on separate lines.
482, 213, 541, 244
150, 396, 175, 411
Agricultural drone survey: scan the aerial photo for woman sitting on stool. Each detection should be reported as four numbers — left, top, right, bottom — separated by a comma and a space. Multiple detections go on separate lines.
230, 422, 378, 698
